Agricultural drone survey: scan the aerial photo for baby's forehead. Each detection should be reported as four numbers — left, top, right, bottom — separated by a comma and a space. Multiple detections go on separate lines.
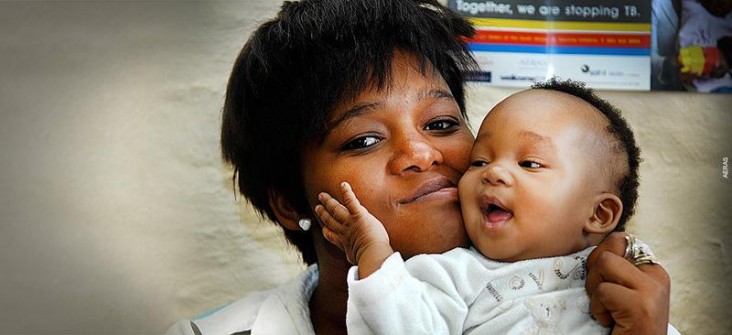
476, 89, 620, 161
484, 89, 608, 131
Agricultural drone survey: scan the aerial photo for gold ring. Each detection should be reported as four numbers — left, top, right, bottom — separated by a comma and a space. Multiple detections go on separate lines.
624, 234, 659, 266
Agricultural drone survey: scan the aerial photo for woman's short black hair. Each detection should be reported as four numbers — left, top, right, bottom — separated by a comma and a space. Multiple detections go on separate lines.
531, 78, 642, 231
221, 0, 476, 264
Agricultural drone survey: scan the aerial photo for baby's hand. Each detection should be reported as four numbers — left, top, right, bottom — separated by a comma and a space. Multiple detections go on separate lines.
315, 182, 391, 268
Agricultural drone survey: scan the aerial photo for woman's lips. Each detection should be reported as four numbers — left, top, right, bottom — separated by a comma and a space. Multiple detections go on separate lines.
398, 177, 458, 204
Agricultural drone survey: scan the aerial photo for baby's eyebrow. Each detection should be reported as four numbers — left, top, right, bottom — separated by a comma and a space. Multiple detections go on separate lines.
518, 130, 556, 152
518, 130, 549, 143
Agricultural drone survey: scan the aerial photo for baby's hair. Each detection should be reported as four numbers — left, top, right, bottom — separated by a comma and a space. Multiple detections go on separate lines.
531, 78, 641, 231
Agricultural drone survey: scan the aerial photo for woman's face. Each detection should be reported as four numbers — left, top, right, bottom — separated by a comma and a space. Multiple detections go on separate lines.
302, 52, 473, 258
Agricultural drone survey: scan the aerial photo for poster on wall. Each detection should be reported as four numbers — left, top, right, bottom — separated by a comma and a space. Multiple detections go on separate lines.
450, 0, 732, 93
654, 0, 732, 93
449, 0, 653, 91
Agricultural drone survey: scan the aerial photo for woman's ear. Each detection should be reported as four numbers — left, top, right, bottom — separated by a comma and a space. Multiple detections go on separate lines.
268, 190, 304, 231
584, 193, 623, 234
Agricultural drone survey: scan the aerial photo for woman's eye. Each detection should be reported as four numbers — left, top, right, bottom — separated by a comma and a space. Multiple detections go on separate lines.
424, 119, 459, 131
519, 161, 542, 169
470, 160, 488, 167
342, 136, 381, 151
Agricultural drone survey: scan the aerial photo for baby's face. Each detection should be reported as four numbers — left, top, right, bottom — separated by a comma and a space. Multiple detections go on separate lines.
458, 89, 613, 261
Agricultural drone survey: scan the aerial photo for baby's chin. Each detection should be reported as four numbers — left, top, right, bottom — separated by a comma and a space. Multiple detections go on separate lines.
472, 238, 532, 262
405, 221, 468, 257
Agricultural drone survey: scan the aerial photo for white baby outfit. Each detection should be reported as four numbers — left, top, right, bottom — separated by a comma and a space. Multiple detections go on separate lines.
346, 247, 607, 335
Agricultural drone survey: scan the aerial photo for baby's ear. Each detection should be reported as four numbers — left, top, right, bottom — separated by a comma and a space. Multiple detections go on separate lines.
268, 190, 304, 231
584, 193, 623, 234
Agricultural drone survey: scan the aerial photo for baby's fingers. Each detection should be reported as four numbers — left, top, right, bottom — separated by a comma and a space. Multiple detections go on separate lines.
339, 182, 367, 216
320, 224, 343, 249
315, 204, 342, 232
318, 191, 352, 222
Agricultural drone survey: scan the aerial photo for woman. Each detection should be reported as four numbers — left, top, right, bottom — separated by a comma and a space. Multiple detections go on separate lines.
169, 0, 671, 334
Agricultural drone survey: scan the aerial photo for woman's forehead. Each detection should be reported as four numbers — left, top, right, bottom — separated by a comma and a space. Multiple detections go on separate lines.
329, 56, 449, 119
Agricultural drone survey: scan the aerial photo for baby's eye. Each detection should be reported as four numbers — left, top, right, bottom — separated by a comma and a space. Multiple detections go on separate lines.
424, 119, 459, 132
519, 161, 542, 169
470, 160, 488, 167
342, 136, 381, 151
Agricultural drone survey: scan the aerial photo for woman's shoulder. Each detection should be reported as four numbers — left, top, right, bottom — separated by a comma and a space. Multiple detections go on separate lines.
166, 264, 319, 335
165, 290, 273, 335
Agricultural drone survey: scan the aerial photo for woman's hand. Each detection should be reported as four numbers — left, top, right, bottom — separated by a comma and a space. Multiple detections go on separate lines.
586, 232, 670, 334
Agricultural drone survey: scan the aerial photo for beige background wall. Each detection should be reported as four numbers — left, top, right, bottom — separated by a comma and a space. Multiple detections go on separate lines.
0, 1, 729, 334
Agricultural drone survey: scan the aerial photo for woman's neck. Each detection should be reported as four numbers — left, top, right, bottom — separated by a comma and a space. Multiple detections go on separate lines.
309, 236, 352, 334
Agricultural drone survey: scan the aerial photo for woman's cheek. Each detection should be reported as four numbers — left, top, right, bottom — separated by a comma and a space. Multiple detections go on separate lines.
449, 126, 475, 168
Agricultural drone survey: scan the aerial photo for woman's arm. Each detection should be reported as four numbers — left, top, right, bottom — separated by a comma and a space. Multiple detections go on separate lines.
586, 232, 670, 334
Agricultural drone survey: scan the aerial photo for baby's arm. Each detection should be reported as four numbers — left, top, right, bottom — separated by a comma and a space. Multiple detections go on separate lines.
319, 184, 470, 333
315, 182, 394, 278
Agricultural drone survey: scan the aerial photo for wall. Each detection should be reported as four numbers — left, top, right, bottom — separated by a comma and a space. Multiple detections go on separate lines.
0, 1, 729, 334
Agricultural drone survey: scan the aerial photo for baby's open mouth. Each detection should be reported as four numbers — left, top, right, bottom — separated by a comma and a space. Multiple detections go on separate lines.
484, 203, 513, 223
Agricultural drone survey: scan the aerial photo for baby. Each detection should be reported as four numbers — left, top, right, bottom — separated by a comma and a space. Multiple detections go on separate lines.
315, 78, 641, 334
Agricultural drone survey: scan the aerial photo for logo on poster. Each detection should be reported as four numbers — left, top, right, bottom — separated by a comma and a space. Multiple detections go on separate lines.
468, 71, 492, 82
500, 74, 543, 82
519, 58, 548, 69
580, 64, 606, 76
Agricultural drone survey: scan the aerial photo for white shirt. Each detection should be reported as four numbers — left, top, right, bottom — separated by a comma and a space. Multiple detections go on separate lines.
166, 264, 318, 335
166, 251, 681, 334
347, 247, 681, 335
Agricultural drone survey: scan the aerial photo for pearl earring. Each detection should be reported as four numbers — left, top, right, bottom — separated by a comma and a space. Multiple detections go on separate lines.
298, 218, 311, 231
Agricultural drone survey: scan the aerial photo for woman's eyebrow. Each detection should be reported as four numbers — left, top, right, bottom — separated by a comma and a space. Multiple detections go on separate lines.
327, 88, 452, 132
418, 88, 454, 101
327, 102, 380, 131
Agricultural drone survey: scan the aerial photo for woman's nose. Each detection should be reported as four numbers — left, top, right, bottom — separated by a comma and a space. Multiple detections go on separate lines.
389, 135, 443, 174
481, 163, 513, 186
